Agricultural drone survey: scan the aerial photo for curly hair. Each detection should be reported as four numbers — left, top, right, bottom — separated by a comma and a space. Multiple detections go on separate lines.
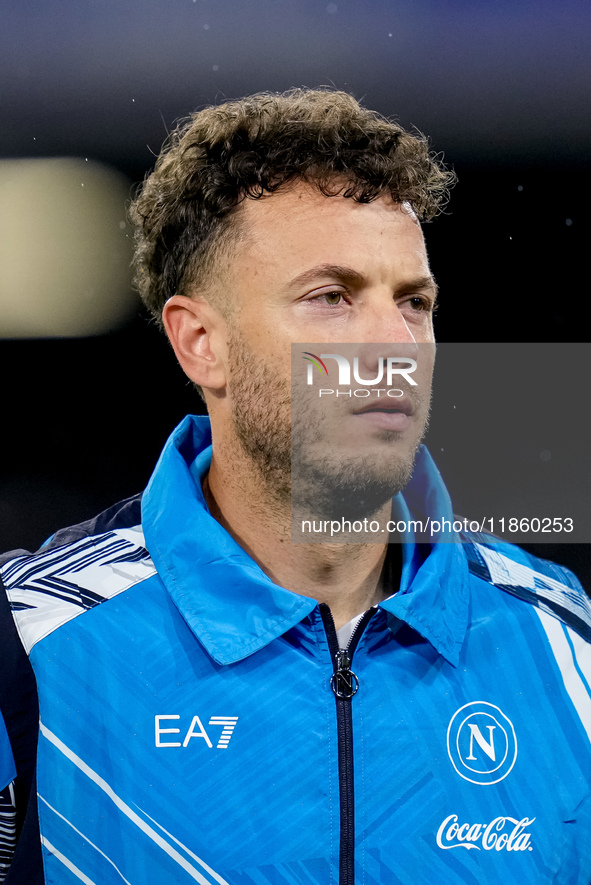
129, 88, 455, 326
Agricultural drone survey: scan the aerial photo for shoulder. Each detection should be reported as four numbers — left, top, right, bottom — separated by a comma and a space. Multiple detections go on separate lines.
0, 493, 157, 656
461, 531, 591, 644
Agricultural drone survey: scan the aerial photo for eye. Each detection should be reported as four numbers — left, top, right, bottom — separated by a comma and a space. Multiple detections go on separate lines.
406, 295, 435, 312
323, 291, 344, 306
307, 289, 347, 307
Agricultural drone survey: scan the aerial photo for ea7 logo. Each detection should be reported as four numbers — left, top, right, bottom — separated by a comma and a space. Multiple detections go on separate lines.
155, 715, 239, 749
447, 702, 517, 785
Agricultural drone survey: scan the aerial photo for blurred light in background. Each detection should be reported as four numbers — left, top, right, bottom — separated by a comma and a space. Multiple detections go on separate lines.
0, 158, 136, 338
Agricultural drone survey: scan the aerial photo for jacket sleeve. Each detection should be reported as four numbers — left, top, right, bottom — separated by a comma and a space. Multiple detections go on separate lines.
0, 563, 44, 884
0, 713, 17, 884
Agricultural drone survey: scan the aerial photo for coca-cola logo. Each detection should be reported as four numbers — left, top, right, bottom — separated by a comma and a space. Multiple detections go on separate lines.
447, 701, 518, 785
437, 814, 534, 852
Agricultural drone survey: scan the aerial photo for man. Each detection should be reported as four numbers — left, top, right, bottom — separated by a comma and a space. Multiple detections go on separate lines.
1, 88, 590, 884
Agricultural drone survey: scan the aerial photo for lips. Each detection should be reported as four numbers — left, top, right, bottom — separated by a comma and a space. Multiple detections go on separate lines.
352, 395, 415, 418
351, 395, 415, 432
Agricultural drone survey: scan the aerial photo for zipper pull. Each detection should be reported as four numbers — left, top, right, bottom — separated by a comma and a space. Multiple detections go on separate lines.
330, 650, 360, 699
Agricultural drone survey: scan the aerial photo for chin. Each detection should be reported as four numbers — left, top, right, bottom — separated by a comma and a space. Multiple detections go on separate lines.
291, 451, 417, 522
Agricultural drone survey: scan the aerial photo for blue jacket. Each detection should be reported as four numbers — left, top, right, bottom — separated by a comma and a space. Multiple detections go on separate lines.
1, 415, 591, 884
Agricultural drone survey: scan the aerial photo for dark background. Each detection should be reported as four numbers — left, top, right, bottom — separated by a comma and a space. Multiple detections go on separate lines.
1, 0, 590, 585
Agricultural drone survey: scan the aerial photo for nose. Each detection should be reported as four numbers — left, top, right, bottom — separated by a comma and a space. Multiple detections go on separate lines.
378, 301, 418, 346
356, 302, 419, 376
356, 343, 420, 385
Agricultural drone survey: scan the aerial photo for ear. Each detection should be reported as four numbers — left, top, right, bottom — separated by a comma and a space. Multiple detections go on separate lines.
162, 294, 228, 391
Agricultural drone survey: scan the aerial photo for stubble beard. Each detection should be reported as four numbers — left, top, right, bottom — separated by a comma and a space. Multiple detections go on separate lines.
227, 329, 293, 503
227, 331, 430, 521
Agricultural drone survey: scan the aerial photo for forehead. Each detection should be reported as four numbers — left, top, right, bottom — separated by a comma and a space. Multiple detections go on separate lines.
232, 181, 429, 278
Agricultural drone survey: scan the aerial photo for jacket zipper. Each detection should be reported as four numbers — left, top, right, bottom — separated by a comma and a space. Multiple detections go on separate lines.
320, 604, 375, 885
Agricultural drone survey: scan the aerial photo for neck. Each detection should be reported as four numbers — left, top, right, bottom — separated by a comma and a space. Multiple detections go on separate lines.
204, 444, 400, 630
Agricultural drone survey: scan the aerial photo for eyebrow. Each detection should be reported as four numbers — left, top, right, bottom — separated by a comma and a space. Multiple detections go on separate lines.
287, 264, 366, 289
287, 263, 439, 298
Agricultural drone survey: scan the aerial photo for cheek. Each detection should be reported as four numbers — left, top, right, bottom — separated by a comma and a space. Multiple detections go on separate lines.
414, 347, 435, 402
416, 311, 435, 342
235, 311, 291, 358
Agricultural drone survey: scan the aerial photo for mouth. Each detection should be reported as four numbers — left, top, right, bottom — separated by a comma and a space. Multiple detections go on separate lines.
351, 396, 415, 432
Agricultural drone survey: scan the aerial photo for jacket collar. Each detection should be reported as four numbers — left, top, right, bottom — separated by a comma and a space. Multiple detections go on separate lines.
142, 415, 469, 666
382, 447, 471, 666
